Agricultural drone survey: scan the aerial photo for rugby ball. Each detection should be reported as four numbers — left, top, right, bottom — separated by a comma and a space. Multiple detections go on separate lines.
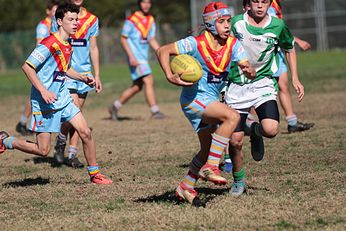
170, 54, 203, 83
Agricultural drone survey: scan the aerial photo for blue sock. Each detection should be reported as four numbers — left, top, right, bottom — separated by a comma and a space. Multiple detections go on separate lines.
286, 115, 298, 126
3, 137, 15, 149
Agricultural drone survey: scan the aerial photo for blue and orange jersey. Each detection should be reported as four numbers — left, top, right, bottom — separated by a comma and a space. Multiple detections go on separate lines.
268, 0, 283, 19
174, 32, 248, 98
36, 17, 52, 42
26, 33, 73, 112
121, 11, 156, 62
52, 8, 99, 74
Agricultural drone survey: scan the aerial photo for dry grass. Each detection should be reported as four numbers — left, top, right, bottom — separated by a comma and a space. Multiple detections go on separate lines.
0, 87, 345, 230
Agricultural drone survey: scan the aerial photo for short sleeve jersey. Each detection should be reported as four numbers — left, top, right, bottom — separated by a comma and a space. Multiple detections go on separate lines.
121, 11, 156, 62
228, 12, 294, 84
36, 17, 52, 41
175, 32, 248, 99
51, 8, 99, 73
26, 33, 73, 112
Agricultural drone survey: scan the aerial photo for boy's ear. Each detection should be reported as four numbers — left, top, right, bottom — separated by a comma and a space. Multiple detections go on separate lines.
57, 18, 63, 27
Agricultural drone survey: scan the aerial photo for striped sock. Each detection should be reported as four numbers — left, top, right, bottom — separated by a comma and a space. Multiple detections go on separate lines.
3, 137, 15, 150
286, 115, 298, 126
207, 133, 230, 166
57, 133, 67, 143
67, 146, 78, 159
87, 165, 100, 178
180, 156, 203, 189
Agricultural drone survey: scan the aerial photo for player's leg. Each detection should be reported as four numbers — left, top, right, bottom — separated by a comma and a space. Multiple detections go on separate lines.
16, 98, 33, 136
176, 128, 213, 207
278, 73, 314, 133
53, 92, 79, 165
1, 131, 51, 156
66, 94, 87, 168
109, 80, 143, 120
68, 111, 112, 184
142, 74, 165, 119
198, 101, 240, 184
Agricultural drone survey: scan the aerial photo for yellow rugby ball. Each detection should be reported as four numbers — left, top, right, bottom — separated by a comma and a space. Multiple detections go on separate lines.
170, 54, 203, 83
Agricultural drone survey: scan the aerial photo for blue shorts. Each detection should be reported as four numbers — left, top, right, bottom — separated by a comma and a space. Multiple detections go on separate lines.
130, 62, 152, 80
66, 73, 94, 95
180, 94, 218, 133
273, 51, 288, 77
29, 101, 80, 133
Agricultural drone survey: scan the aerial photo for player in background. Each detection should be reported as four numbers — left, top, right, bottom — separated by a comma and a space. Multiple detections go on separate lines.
0, 2, 112, 185
52, 0, 102, 168
245, 0, 314, 133
108, 0, 166, 120
225, 0, 304, 196
157, 2, 255, 206
15, 0, 60, 136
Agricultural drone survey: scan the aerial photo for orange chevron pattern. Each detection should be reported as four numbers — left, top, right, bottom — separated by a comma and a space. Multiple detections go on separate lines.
128, 11, 154, 39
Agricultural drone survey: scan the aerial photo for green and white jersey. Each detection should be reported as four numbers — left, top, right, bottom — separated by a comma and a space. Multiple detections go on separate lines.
228, 12, 294, 85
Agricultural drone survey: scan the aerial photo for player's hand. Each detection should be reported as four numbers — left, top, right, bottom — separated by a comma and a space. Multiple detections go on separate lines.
84, 76, 96, 87
292, 79, 304, 102
41, 90, 57, 104
95, 77, 102, 93
239, 62, 256, 80
129, 57, 139, 67
167, 73, 193, 87
297, 40, 311, 51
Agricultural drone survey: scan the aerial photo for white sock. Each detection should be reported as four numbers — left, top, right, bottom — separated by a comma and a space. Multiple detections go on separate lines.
68, 146, 78, 159
113, 100, 122, 110
150, 105, 160, 114
246, 113, 258, 127
20, 114, 27, 125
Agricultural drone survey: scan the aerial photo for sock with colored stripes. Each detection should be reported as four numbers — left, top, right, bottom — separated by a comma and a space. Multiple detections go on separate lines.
206, 133, 230, 167
3, 137, 15, 150
87, 165, 100, 178
180, 155, 203, 189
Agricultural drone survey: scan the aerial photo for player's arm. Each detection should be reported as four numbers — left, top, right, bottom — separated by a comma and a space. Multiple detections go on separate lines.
149, 37, 160, 52
89, 36, 102, 93
156, 43, 193, 87
294, 36, 311, 51
67, 67, 95, 87
22, 63, 57, 104
120, 36, 138, 67
285, 48, 304, 102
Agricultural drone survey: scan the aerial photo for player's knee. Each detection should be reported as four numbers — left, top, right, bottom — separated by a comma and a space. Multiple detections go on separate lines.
230, 138, 243, 150
228, 109, 240, 124
263, 126, 278, 138
39, 146, 50, 156
79, 127, 92, 142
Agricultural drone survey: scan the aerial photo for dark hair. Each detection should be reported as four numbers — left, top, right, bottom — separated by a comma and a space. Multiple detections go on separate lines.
245, 0, 273, 8
55, 2, 79, 21
47, 0, 60, 10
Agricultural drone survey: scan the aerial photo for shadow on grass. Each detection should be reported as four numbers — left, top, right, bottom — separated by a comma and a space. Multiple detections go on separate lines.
102, 116, 143, 121
3, 177, 50, 188
134, 187, 229, 207
29, 157, 67, 168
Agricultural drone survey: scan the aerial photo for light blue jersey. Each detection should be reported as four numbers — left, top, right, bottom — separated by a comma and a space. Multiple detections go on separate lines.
175, 32, 247, 132
52, 8, 99, 93
36, 17, 51, 41
122, 11, 156, 80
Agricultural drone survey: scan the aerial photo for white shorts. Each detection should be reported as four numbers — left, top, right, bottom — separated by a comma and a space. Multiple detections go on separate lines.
225, 77, 278, 110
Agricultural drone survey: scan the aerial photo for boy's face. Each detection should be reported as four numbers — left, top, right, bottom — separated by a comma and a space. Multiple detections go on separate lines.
249, 0, 271, 19
140, 0, 151, 14
215, 16, 231, 39
47, 5, 58, 18
71, 0, 83, 7
58, 11, 78, 35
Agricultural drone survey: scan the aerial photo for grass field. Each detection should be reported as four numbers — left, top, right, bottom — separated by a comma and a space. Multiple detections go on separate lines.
0, 51, 345, 230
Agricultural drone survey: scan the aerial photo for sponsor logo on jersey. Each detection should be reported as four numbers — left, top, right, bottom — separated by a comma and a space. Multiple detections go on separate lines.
69, 38, 87, 47
31, 50, 45, 63
249, 37, 261, 42
53, 71, 66, 82
181, 39, 193, 52
235, 32, 244, 41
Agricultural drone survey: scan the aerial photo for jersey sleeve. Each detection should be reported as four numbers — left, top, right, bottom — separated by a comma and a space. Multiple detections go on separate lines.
174, 36, 197, 56
25, 44, 51, 70
36, 23, 49, 41
90, 17, 99, 37
148, 22, 156, 40
231, 40, 248, 64
121, 20, 133, 38
278, 22, 295, 52
51, 17, 58, 33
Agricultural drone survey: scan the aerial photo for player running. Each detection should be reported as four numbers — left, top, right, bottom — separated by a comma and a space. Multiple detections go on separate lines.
108, 0, 165, 120
52, 0, 102, 168
225, 0, 304, 196
157, 2, 255, 206
0, 2, 112, 185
